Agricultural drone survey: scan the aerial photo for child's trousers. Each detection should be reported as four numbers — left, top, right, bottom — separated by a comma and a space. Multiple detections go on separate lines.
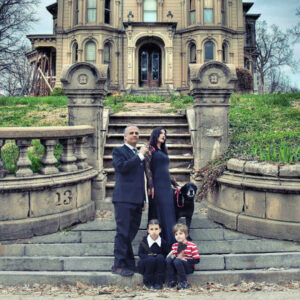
166, 257, 194, 282
138, 254, 166, 285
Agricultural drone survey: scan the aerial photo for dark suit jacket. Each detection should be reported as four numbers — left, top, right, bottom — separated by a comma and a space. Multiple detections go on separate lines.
138, 236, 169, 259
112, 145, 145, 205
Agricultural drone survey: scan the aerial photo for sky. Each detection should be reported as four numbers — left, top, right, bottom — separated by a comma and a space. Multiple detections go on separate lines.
30, 0, 300, 88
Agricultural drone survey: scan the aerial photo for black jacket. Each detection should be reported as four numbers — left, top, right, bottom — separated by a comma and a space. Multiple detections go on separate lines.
138, 235, 169, 259
112, 145, 145, 205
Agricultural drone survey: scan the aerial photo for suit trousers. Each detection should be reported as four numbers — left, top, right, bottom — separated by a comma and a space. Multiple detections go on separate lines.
166, 257, 194, 282
114, 202, 143, 269
138, 254, 166, 285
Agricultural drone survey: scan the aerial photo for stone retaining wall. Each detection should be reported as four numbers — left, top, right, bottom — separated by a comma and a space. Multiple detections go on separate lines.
0, 126, 98, 240
208, 159, 300, 242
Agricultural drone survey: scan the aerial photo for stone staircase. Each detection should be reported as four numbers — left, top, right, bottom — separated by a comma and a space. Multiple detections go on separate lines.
103, 113, 193, 206
129, 88, 172, 96
1, 211, 300, 286
1, 111, 300, 287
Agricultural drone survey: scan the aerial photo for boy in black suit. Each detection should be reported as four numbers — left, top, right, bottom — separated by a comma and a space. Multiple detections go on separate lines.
112, 125, 148, 277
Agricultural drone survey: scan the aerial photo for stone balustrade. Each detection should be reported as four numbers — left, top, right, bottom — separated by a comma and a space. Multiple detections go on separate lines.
0, 126, 98, 240
207, 159, 300, 242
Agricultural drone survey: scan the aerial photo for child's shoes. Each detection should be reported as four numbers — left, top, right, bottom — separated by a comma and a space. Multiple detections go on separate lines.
153, 283, 163, 290
167, 280, 177, 288
177, 281, 190, 290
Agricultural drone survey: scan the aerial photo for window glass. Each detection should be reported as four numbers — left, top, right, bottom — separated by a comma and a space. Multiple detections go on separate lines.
72, 42, 78, 63
85, 41, 96, 64
204, 41, 214, 61
74, 0, 79, 25
189, 0, 196, 24
104, 43, 111, 64
190, 43, 196, 63
221, 0, 226, 25
222, 42, 228, 63
204, 0, 213, 23
141, 51, 148, 81
105, 0, 110, 24
87, 0, 96, 23
144, 0, 157, 22
152, 52, 159, 81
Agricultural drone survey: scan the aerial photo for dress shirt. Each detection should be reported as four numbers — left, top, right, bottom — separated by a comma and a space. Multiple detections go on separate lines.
125, 143, 144, 161
147, 234, 162, 247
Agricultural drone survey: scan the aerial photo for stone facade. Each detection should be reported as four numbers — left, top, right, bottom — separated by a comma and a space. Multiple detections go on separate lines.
27, 0, 259, 94
208, 159, 300, 242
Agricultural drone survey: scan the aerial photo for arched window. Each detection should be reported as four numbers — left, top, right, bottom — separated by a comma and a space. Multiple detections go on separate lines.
103, 43, 111, 64
74, 0, 79, 25
144, 0, 157, 22
87, 0, 96, 23
222, 42, 228, 63
204, 41, 214, 61
105, 0, 111, 24
189, 43, 196, 63
204, 0, 214, 24
85, 41, 96, 64
189, 0, 196, 25
221, 0, 226, 25
72, 42, 78, 63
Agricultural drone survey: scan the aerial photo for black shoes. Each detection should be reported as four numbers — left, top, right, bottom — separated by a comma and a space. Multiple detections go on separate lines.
177, 281, 190, 290
153, 283, 163, 290
111, 265, 134, 277
167, 280, 177, 288
144, 282, 152, 289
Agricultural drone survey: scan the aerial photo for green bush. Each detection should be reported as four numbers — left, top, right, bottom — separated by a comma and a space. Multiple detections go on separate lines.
50, 88, 65, 96
236, 67, 253, 92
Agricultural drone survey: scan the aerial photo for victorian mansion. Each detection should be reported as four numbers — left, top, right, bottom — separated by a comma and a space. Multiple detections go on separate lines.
27, 0, 259, 94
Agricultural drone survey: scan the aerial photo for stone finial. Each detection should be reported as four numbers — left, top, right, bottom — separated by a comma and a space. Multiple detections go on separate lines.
189, 61, 237, 91
61, 62, 108, 92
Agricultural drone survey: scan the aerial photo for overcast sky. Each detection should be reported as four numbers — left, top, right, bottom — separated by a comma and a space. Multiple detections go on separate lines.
30, 0, 300, 88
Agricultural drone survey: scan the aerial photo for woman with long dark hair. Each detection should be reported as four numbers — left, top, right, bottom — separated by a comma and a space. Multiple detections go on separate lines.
145, 127, 178, 246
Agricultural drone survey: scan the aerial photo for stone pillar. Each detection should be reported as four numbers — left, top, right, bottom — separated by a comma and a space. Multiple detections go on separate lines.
61, 62, 108, 209
189, 62, 237, 170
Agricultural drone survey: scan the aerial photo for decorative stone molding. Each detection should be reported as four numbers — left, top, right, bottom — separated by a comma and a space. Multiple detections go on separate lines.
208, 158, 300, 242
189, 61, 237, 169
0, 126, 97, 241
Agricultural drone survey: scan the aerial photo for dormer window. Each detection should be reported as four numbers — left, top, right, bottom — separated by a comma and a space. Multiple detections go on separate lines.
144, 0, 157, 22
87, 0, 96, 23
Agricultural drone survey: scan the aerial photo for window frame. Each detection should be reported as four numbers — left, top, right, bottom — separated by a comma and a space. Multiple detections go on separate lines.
85, 41, 96, 65
143, 0, 157, 22
204, 40, 214, 62
189, 0, 196, 25
74, 0, 79, 25
105, 0, 111, 24
189, 43, 197, 64
72, 42, 79, 63
221, 0, 227, 26
86, 0, 97, 23
222, 42, 228, 63
204, 0, 214, 24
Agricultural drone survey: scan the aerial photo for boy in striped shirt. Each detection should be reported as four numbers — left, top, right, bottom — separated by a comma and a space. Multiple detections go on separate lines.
166, 223, 200, 290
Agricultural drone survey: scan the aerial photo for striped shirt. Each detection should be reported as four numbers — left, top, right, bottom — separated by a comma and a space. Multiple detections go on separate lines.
172, 241, 200, 262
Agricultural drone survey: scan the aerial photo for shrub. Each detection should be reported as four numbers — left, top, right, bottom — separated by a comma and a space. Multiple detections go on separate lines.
50, 88, 65, 96
236, 67, 253, 92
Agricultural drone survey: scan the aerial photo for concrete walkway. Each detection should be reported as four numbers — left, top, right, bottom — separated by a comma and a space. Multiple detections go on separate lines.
0, 290, 300, 300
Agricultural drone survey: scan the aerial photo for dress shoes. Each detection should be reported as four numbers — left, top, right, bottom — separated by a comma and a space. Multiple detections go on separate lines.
177, 281, 190, 290
111, 265, 134, 277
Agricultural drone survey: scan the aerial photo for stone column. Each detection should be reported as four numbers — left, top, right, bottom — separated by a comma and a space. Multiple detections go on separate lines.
189, 62, 237, 170
61, 62, 108, 209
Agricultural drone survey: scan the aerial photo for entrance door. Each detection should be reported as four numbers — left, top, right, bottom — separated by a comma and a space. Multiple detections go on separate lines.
139, 44, 161, 87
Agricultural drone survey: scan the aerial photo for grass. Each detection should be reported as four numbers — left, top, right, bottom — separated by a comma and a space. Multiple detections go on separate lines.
0, 93, 299, 174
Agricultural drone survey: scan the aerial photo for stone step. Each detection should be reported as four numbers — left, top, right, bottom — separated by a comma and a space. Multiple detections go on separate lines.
105, 133, 191, 144
109, 114, 187, 124
2, 252, 300, 272
107, 124, 190, 134
104, 168, 192, 182
2, 238, 300, 257
103, 155, 193, 169
0, 269, 299, 287
104, 144, 193, 156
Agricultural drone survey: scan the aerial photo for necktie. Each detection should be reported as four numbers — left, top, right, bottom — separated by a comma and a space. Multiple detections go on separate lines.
132, 148, 138, 155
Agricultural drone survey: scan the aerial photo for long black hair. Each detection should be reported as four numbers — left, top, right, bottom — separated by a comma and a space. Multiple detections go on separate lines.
149, 127, 168, 155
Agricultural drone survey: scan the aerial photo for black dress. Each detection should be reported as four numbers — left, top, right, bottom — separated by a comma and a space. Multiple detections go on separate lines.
145, 148, 177, 246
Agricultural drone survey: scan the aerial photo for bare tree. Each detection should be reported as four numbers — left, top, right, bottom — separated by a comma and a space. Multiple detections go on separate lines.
255, 21, 297, 94
265, 68, 299, 94
289, 7, 300, 42
0, 0, 40, 73
1, 45, 33, 96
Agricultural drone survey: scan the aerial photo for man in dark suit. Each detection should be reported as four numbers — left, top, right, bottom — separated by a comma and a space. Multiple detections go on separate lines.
112, 125, 148, 277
